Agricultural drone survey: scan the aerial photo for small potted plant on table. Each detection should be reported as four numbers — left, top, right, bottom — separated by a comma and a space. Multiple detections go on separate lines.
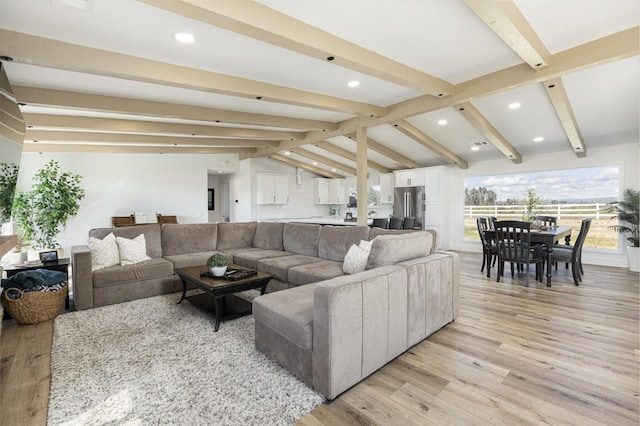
207, 253, 229, 276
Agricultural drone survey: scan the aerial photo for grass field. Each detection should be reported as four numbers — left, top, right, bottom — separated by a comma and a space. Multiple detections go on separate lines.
464, 216, 619, 249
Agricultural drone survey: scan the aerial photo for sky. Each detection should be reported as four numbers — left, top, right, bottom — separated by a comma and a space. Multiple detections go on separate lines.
464, 165, 620, 202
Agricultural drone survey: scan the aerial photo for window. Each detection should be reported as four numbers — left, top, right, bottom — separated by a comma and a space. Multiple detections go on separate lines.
464, 166, 621, 250
348, 185, 381, 207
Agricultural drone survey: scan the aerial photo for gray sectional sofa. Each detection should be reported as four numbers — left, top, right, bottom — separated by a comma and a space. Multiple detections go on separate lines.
71, 221, 459, 400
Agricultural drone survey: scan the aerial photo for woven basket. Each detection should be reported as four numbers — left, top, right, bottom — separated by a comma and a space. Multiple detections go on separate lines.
1, 284, 68, 325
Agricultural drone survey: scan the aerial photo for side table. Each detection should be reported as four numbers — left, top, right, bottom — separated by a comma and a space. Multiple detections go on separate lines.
3, 258, 71, 319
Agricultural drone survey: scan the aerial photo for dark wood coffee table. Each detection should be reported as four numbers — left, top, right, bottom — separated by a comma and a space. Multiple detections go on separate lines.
175, 264, 271, 331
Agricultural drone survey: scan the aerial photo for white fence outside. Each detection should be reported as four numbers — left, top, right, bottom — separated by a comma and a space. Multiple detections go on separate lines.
465, 203, 616, 220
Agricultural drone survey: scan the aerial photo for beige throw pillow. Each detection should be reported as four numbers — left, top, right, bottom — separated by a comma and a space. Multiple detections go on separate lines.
343, 240, 372, 275
88, 232, 120, 271
116, 234, 152, 266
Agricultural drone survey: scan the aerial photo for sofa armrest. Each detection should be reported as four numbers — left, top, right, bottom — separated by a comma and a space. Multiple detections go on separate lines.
72, 245, 94, 310
312, 265, 407, 400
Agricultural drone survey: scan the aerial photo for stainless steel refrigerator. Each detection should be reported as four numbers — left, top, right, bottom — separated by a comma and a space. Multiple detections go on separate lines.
393, 186, 425, 229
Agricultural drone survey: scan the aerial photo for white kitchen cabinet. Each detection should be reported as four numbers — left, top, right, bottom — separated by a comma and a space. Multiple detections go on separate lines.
424, 167, 440, 202
313, 178, 343, 204
379, 173, 394, 204
257, 174, 289, 204
394, 169, 425, 187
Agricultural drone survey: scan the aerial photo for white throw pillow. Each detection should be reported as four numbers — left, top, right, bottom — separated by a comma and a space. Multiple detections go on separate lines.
343, 243, 370, 275
116, 234, 152, 266
359, 239, 373, 251
88, 232, 120, 271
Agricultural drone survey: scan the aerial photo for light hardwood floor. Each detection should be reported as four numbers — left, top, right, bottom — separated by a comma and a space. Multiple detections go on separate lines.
1, 252, 638, 425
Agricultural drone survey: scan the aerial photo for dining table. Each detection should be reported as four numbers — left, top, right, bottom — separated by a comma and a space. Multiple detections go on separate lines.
484, 225, 572, 287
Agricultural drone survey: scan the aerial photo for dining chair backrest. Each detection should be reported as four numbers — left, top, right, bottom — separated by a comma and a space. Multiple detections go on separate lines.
476, 217, 491, 248
478, 217, 490, 232
572, 218, 592, 254
488, 216, 498, 229
494, 220, 534, 264
403, 217, 416, 230
371, 218, 388, 229
388, 217, 404, 229
534, 215, 557, 227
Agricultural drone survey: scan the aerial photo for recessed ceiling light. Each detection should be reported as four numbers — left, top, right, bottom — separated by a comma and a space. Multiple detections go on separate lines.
284, 151, 291, 155
533, 136, 544, 142
347, 80, 360, 88
471, 146, 480, 151
508, 102, 521, 109
175, 32, 195, 43
331, 168, 337, 172
438, 119, 447, 125
312, 161, 318, 165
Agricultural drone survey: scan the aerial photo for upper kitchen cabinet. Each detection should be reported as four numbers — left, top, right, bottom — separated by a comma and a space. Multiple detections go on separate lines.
314, 178, 343, 204
257, 173, 289, 204
394, 169, 425, 187
379, 173, 395, 204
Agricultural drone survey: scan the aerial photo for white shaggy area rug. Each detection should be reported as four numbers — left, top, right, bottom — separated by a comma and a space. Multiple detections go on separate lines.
48, 292, 324, 425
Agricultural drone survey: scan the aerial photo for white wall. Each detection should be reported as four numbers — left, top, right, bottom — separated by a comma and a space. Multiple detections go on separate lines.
16, 152, 238, 255
446, 142, 640, 268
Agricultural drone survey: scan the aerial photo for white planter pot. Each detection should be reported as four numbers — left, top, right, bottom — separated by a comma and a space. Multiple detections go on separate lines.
210, 266, 227, 277
627, 246, 640, 272
9, 250, 27, 265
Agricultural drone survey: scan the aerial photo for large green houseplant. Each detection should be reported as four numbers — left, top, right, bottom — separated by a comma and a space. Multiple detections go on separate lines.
608, 188, 639, 272
0, 162, 19, 223
12, 160, 85, 249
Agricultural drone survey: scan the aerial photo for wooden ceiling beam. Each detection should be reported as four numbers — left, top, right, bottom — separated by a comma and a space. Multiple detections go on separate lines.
290, 148, 357, 176
142, 0, 454, 97
455, 102, 522, 163
268, 154, 344, 179
346, 133, 420, 169
250, 27, 638, 157
393, 120, 469, 169
22, 113, 301, 141
24, 130, 273, 148
463, 0, 551, 69
543, 78, 587, 157
313, 140, 392, 174
0, 29, 384, 117
22, 143, 255, 155
14, 86, 334, 131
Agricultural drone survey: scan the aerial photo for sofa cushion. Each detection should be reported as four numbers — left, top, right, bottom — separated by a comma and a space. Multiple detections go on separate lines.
216, 222, 257, 250
116, 234, 152, 265
164, 251, 220, 269
369, 227, 439, 254
88, 232, 120, 271
92, 258, 174, 288
161, 223, 217, 256
258, 254, 325, 283
253, 222, 284, 251
283, 223, 322, 257
253, 284, 316, 350
288, 260, 345, 286
233, 249, 293, 271
342, 243, 369, 275
89, 224, 163, 259
366, 231, 432, 270
317, 225, 370, 262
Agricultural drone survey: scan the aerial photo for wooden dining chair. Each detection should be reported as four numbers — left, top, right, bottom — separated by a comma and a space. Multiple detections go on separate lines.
494, 220, 544, 286
550, 218, 592, 286
477, 217, 497, 277
534, 215, 557, 227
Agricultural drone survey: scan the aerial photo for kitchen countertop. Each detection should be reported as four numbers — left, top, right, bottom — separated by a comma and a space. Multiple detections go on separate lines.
265, 217, 374, 226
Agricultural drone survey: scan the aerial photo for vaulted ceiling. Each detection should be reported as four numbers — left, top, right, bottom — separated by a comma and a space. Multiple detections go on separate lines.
1, 0, 638, 178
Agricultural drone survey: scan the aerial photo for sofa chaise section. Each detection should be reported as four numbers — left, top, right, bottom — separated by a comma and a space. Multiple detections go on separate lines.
252, 230, 460, 400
